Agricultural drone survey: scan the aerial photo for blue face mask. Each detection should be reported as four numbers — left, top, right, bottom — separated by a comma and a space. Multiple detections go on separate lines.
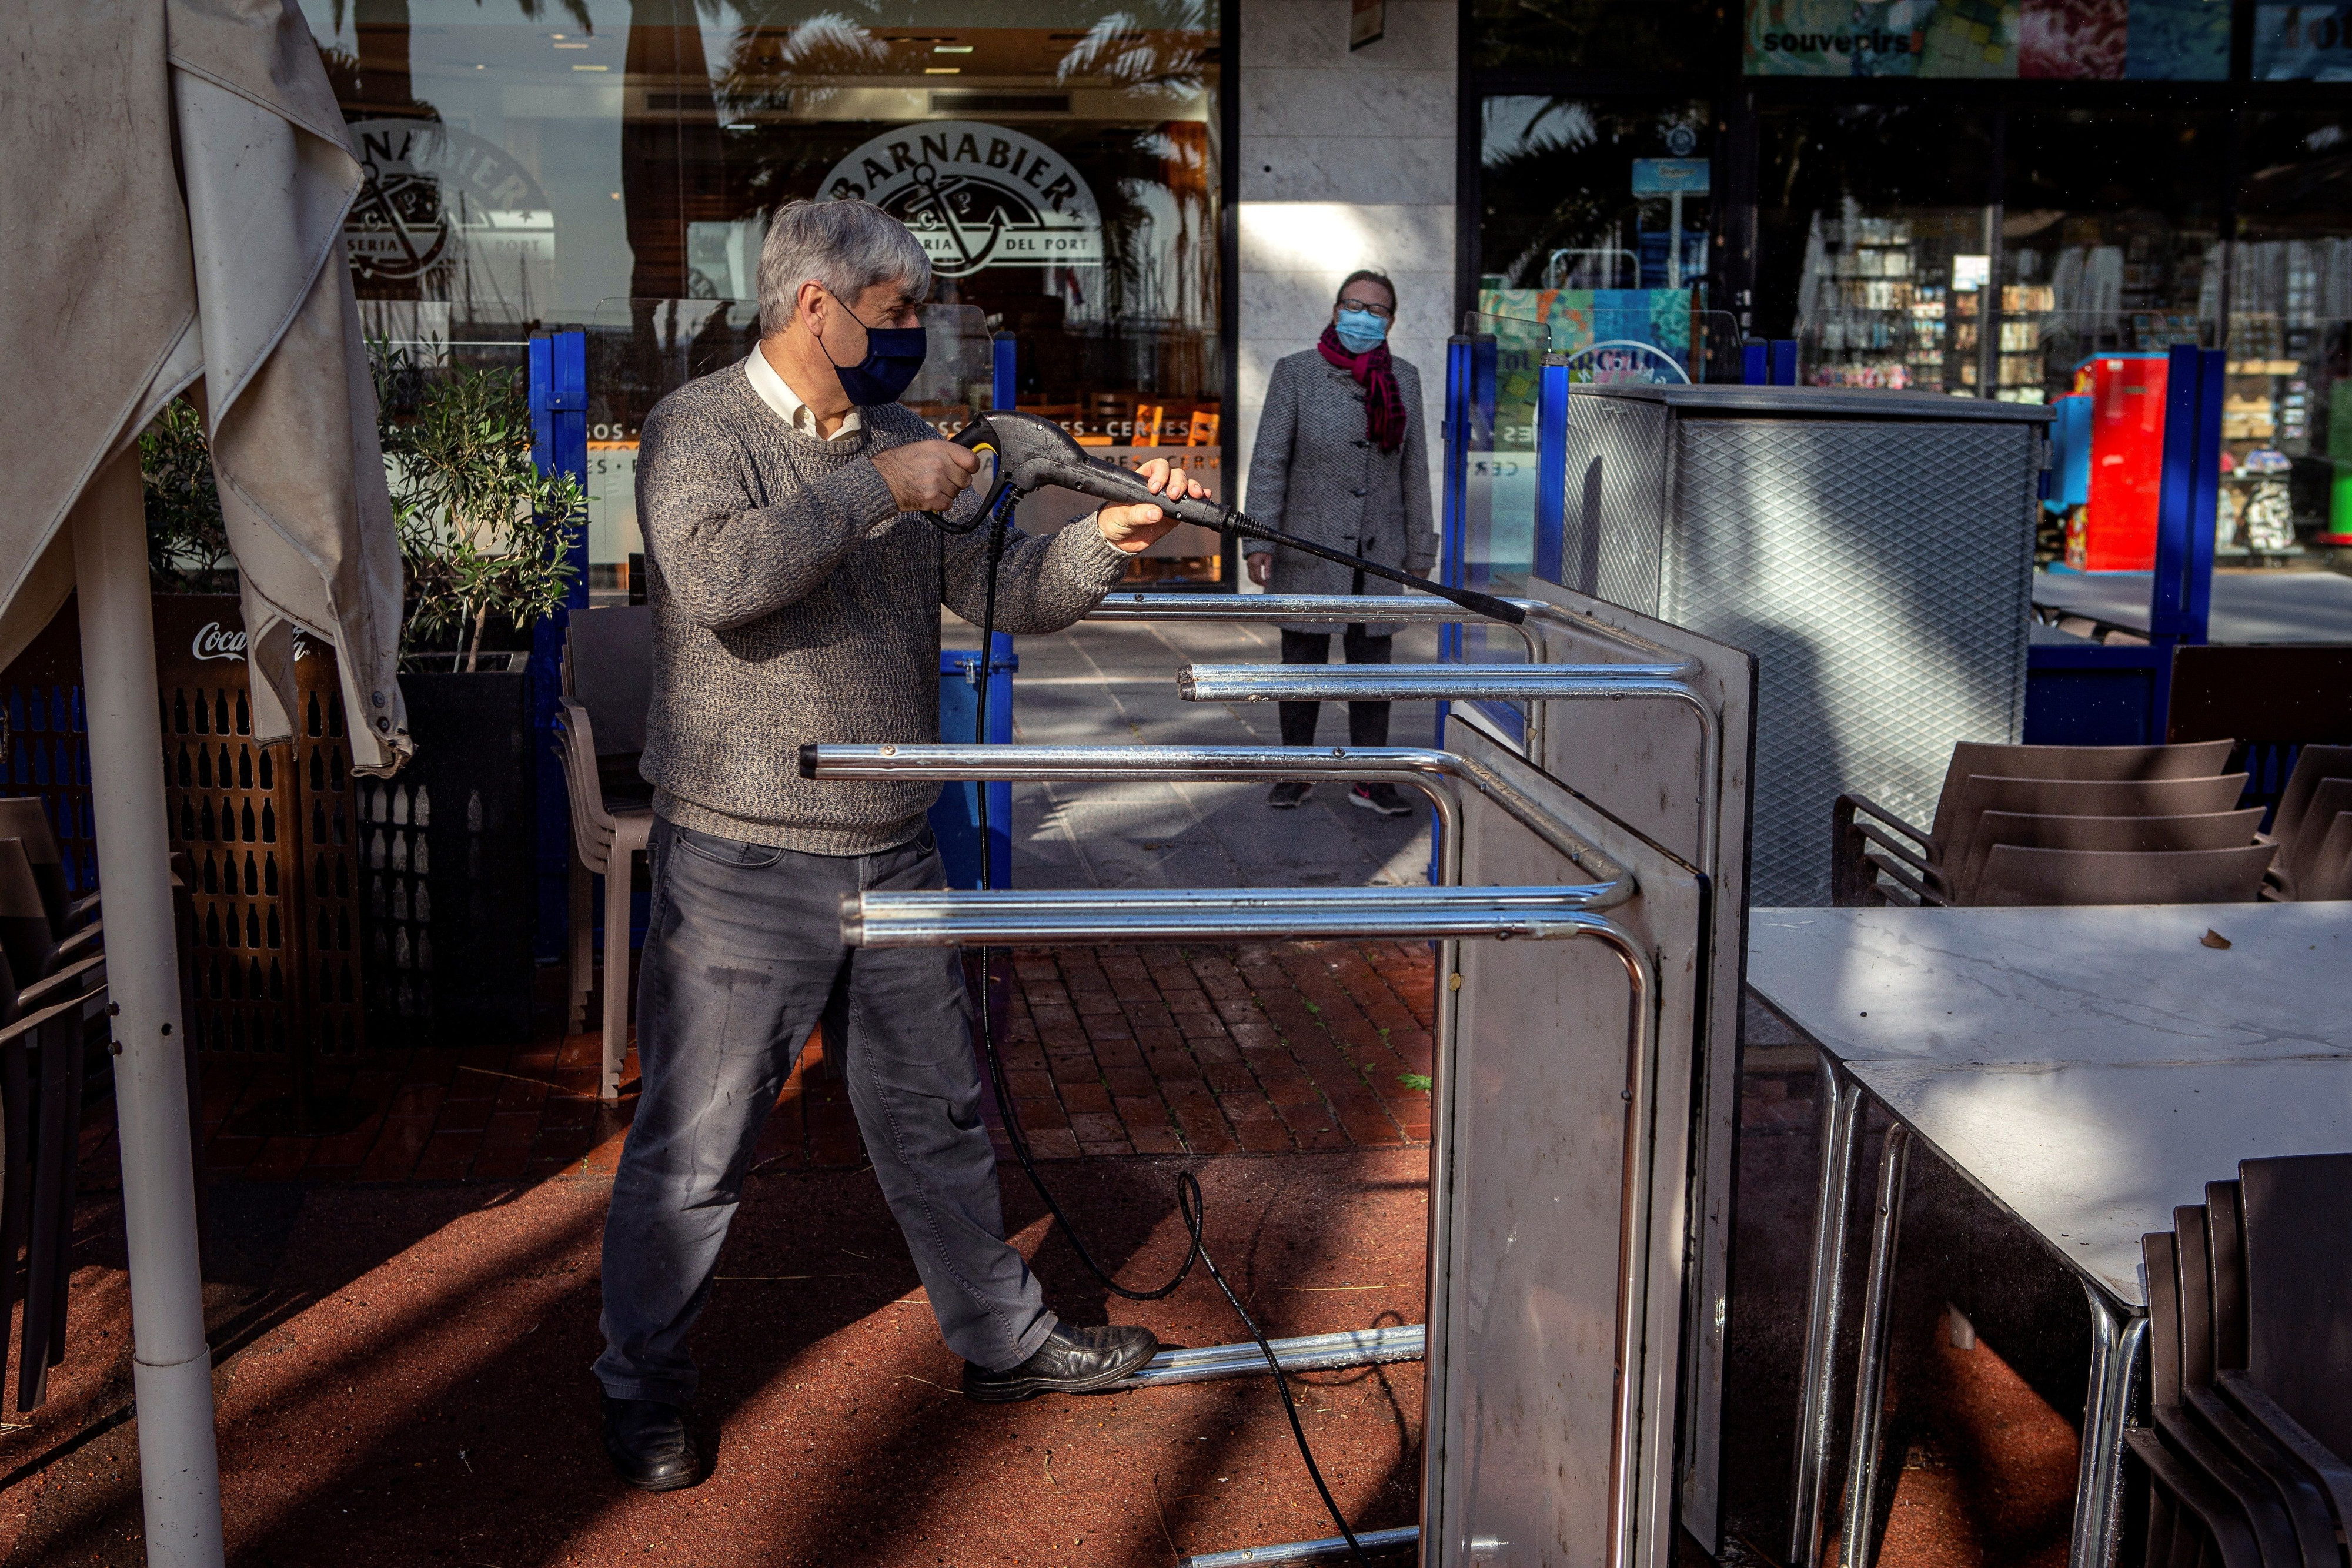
820, 292, 928, 406
1334, 305, 1389, 355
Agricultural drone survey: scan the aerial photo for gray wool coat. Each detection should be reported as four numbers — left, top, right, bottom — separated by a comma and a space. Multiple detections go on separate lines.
1242, 347, 1437, 637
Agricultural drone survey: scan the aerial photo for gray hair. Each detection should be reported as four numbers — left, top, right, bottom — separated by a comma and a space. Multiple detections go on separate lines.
757, 199, 931, 335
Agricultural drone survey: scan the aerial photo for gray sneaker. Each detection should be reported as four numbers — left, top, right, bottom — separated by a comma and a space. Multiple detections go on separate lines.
1349, 783, 1414, 818
1268, 781, 1312, 808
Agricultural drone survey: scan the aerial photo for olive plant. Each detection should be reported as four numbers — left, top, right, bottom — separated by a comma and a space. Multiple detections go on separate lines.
140, 397, 233, 590
373, 350, 586, 668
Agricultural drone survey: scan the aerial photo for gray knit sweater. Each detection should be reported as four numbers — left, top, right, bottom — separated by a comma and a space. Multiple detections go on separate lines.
636, 363, 1131, 854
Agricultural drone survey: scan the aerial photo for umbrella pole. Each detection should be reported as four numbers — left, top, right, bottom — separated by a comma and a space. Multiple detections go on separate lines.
71, 452, 226, 1568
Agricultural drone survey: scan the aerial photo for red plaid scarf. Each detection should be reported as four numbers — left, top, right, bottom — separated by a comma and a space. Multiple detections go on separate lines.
1316, 323, 1406, 453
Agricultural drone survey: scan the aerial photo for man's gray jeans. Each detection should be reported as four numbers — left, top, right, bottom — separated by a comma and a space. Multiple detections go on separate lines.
594, 817, 1055, 1404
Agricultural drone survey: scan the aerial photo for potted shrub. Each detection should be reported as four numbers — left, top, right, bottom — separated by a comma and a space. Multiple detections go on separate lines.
369, 351, 584, 1048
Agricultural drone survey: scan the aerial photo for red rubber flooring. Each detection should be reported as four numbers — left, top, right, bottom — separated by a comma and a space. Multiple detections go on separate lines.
0, 1148, 1429, 1567
1, 959, 2089, 1568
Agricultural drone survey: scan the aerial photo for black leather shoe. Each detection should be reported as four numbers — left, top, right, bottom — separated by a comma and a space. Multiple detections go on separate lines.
602, 1395, 700, 1491
963, 1322, 1159, 1402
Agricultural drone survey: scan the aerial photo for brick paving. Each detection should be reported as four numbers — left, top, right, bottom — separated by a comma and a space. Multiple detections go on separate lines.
174, 938, 1436, 1186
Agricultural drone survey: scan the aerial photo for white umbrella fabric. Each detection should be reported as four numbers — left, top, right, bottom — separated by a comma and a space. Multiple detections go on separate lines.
1, 2, 410, 1562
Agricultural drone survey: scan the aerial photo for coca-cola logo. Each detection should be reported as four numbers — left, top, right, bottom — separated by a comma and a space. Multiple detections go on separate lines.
190, 622, 313, 663
192, 622, 246, 663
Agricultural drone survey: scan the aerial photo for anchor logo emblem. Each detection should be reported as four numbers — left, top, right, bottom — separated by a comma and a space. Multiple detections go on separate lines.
820, 121, 1102, 279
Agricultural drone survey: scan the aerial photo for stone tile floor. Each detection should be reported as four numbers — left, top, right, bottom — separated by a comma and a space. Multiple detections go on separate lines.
176, 935, 1436, 1185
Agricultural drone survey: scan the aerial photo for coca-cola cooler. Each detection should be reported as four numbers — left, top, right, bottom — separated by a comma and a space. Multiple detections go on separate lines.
2065, 352, 2168, 570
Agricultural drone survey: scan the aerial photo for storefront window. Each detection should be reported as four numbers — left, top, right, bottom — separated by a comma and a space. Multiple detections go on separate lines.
2000, 106, 2227, 400
1758, 102, 1994, 391
2227, 109, 2352, 555
297, 0, 1225, 591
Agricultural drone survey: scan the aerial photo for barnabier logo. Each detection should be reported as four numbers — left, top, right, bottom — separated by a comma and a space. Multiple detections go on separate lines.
820, 121, 1103, 278
343, 119, 556, 285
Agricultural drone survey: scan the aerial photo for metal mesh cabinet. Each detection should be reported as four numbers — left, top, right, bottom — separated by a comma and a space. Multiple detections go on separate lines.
1554, 385, 2050, 905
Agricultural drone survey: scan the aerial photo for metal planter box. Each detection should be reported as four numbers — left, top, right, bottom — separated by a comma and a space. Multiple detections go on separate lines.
362, 659, 537, 1048
1553, 385, 2050, 905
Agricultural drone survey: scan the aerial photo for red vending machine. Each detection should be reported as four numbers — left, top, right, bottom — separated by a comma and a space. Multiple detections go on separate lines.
2064, 353, 2167, 570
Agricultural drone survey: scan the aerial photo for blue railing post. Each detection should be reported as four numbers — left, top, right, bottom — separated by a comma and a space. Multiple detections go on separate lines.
2149, 345, 2221, 737
1532, 353, 1572, 586
530, 330, 590, 960
1439, 333, 1475, 670
991, 331, 1017, 413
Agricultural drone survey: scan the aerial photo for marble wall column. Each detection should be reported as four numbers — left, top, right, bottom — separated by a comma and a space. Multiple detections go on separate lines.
1233, 0, 1458, 545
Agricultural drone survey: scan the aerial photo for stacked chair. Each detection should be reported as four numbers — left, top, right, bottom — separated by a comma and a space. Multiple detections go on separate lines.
1832, 741, 2278, 907
0, 796, 119, 1410
2130, 1154, 2352, 1568
553, 607, 654, 1098
2259, 745, 2352, 902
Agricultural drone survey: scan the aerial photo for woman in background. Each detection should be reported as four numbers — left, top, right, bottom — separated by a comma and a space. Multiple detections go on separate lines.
1242, 269, 1436, 814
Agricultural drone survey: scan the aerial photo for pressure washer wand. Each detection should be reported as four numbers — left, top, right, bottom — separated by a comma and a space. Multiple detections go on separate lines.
930, 412, 1527, 626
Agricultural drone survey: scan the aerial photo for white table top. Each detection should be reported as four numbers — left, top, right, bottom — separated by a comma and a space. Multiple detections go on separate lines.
1748, 902, 2351, 1067
2032, 567, 2352, 644
1853, 1058, 2352, 1306
1748, 902, 2352, 1308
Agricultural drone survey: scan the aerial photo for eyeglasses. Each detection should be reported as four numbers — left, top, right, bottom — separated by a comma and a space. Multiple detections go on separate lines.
1337, 299, 1394, 319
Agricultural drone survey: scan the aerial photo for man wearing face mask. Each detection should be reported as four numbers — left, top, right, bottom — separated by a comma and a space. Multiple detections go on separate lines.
595, 199, 1207, 1490
1243, 270, 1435, 817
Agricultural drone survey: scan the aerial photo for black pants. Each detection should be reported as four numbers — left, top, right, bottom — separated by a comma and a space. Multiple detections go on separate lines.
1278, 626, 1392, 748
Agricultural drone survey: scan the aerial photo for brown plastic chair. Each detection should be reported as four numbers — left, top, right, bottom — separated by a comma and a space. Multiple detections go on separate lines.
2288, 814, 2352, 901
1852, 774, 2253, 904
2211, 1155, 2352, 1535
1947, 808, 2267, 904
2274, 780, 2352, 900
1, 979, 105, 1410
0, 841, 55, 988
1833, 741, 2241, 902
2132, 1229, 2296, 1568
1972, 842, 2278, 907
0, 800, 67, 932
2170, 1202, 2340, 1568
2266, 745, 2352, 862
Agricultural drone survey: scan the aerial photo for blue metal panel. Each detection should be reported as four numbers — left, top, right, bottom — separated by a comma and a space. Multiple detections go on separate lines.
1532, 355, 1571, 585
529, 330, 590, 961
1439, 335, 1474, 671
931, 636, 1017, 890
2050, 393, 2093, 509
992, 331, 1017, 413
1742, 342, 1768, 386
2148, 345, 2221, 734
1769, 339, 1797, 386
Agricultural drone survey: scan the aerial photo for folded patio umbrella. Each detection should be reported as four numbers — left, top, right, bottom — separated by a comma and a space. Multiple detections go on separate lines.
0, 0, 412, 775
0, 5, 411, 1561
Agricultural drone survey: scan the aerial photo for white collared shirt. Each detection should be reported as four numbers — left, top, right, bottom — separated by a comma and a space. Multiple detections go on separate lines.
743, 345, 863, 442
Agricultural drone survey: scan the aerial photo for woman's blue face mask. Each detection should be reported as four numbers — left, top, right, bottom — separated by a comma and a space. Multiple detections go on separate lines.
1334, 304, 1389, 354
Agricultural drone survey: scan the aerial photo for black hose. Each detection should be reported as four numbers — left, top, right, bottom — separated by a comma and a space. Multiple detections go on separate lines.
964, 490, 1374, 1568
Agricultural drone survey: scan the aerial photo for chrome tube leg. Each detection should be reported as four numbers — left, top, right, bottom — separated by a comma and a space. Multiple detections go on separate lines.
1790, 1061, 1866, 1568
2069, 1286, 2147, 1568
1835, 1122, 1910, 1568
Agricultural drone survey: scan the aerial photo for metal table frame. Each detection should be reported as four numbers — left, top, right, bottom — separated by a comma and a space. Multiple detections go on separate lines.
1789, 1052, 2146, 1568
